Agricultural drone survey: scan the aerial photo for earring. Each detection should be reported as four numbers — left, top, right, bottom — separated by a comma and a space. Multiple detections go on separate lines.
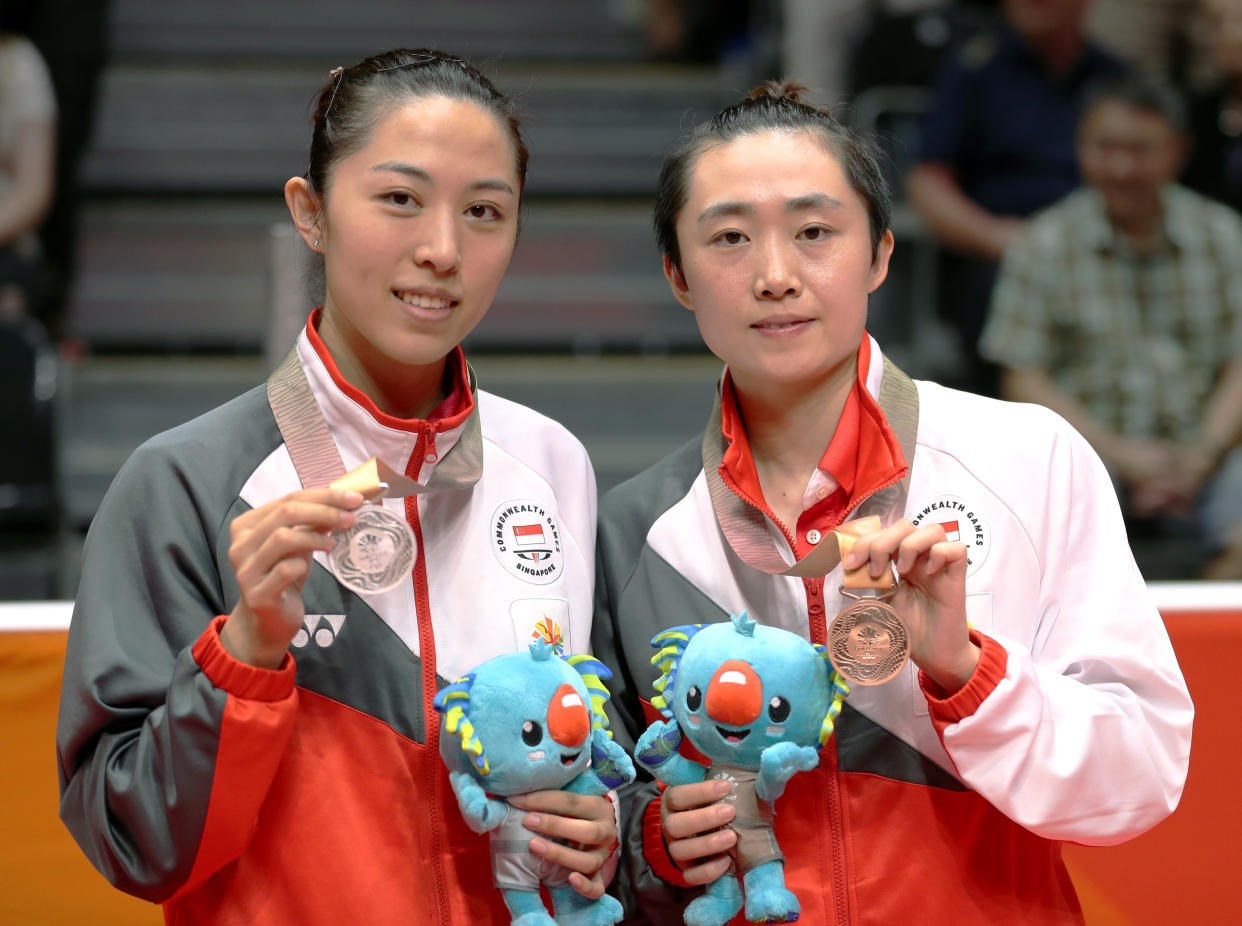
312, 238, 320, 247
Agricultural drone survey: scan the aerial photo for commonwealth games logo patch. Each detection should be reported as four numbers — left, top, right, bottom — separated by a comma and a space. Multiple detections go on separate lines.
491, 499, 565, 585
908, 494, 991, 577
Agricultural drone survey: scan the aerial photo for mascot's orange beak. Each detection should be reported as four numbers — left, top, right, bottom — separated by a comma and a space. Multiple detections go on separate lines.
548, 684, 590, 746
705, 660, 762, 725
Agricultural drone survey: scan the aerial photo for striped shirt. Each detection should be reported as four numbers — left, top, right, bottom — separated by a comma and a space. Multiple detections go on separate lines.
980, 185, 1242, 441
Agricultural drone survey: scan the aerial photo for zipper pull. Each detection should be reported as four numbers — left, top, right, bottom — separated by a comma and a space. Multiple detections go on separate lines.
423, 423, 438, 464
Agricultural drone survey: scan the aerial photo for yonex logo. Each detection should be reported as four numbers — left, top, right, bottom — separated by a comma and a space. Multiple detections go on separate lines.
292, 613, 347, 649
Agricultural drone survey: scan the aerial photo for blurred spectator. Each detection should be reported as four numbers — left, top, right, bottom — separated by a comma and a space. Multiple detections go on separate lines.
1085, 0, 1202, 86
980, 74, 1242, 578
1182, 0, 1242, 207
644, 0, 758, 64
778, 0, 1000, 107
28, 0, 110, 341
907, 0, 1125, 397
0, 21, 56, 326
783, 0, 950, 106
844, 1, 999, 99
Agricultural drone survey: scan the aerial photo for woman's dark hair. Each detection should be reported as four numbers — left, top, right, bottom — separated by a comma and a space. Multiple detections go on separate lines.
654, 81, 892, 272
306, 48, 528, 197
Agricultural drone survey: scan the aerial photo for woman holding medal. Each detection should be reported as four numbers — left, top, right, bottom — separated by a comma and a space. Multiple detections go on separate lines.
592, 83, 1194, 924
57, 49, 618, 924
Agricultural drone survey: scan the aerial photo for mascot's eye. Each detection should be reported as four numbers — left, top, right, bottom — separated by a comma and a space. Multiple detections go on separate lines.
685, 685, 702, 711
768, 696, 791, 722
521, 720, 542, 746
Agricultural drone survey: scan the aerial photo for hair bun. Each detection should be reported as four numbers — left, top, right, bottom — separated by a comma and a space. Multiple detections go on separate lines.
748, 79, 810, 105
747, 79, 834, 117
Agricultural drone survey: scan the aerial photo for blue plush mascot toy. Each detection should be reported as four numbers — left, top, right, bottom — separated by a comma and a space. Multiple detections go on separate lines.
635, 611, 849, 926
432, 639, 636, 926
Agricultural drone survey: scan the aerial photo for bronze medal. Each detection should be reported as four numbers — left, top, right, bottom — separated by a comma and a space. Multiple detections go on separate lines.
329, 503, 416, 595
829, 515, 911, 686
828, 593, 910, 686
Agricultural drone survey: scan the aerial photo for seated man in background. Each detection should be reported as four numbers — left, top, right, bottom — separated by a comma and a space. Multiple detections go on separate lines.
980, 73, 1242, 578
908, 0, 1124, 397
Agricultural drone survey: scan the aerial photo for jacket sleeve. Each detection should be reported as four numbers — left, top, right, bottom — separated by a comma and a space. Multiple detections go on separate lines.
56, 436, 300, 901
923, 411, 1194, 845
592, 493, 700, 925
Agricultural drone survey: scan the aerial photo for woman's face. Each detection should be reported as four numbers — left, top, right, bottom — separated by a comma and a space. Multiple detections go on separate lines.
314, 95, 520, 375
666, 130, 893, 395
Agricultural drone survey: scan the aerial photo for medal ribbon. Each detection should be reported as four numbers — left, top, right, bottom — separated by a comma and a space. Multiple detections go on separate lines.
266, 346, 484, 497
834, 515, 897, 593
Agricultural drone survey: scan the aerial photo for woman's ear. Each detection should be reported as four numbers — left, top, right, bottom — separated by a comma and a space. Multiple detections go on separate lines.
284, 176, 324, 252
867, 229, 895, 294
663, 254, 695, 312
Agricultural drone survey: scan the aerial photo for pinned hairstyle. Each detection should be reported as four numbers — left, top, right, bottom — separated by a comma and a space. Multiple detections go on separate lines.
654, 80, 892, 272
305, 47, 528, 198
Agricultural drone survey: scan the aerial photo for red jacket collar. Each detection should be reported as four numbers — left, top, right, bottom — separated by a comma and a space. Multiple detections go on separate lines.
718, 336, 907, 535
306, 307, 474, 433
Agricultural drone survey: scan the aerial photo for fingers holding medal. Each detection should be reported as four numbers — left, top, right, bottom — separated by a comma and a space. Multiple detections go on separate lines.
830, 517, 973, 689
223, 486, 364, 667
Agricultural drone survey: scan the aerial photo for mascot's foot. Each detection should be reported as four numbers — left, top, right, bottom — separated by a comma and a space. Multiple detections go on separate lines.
743, 886, 800, 924
510, 913, 557, 926
555, 892, 624, 926
505, 888, 557, 926
685, 875, 743, 926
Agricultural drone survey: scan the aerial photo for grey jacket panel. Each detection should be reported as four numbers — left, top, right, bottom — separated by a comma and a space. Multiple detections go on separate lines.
57, 386, 279, 900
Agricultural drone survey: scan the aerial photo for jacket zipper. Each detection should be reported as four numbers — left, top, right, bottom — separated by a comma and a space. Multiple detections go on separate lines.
822, 736, 851, 924
406, 428, 450, 923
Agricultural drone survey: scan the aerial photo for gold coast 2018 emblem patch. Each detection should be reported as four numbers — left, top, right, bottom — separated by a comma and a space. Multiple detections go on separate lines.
908, 494, 991, 577
491, 499, 565, 586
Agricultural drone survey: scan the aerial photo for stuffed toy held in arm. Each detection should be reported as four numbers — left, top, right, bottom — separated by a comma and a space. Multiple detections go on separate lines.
432, 640, 636, 926
634, 611, 849, 926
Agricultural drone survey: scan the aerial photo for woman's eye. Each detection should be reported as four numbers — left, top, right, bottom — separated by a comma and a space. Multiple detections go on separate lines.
800, 226, 829, 241
386, 192, 414, 207
716, 231, 744, 245
467, 203, 501, 220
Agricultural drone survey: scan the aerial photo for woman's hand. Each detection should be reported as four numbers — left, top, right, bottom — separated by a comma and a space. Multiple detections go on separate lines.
844, 519, 976, 692
659, 779, 736, 885
509, 790, 619, 899
221, 487, 363, 668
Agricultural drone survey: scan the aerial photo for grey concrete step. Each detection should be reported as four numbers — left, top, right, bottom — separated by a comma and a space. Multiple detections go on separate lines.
109, 0, 650, 62
81, 62, 726, 196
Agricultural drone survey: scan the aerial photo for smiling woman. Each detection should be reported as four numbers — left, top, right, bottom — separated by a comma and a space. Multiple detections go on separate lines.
55, 49, 614, 926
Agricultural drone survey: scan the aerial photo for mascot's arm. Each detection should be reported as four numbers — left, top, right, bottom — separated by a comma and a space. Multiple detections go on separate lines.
756, 741, 820, 803
583, 727, 637, 794
449, 770, 508, 834
635, 720, 708, 787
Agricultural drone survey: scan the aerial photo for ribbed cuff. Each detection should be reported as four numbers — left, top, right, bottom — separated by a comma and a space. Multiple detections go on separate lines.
192, 615, 297, 701
920, 629, 1007, 724
642, 795, 693, 889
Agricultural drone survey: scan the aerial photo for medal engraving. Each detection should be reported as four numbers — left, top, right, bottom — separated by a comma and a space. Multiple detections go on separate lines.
828, 599, 909, 686
329, 504, 416, 595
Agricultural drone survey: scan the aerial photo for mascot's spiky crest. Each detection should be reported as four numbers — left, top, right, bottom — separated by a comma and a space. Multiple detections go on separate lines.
649, 623, 706, 720
812, 644, 851, 745
564, 654, 615, 737
438, 671, 487, 773
649, 613, 850, 744
439, 642, 618, 774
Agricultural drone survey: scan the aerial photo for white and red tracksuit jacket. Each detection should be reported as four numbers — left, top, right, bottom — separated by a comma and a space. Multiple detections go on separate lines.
57, 315, 597, 924
593, 336, 1193, 925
